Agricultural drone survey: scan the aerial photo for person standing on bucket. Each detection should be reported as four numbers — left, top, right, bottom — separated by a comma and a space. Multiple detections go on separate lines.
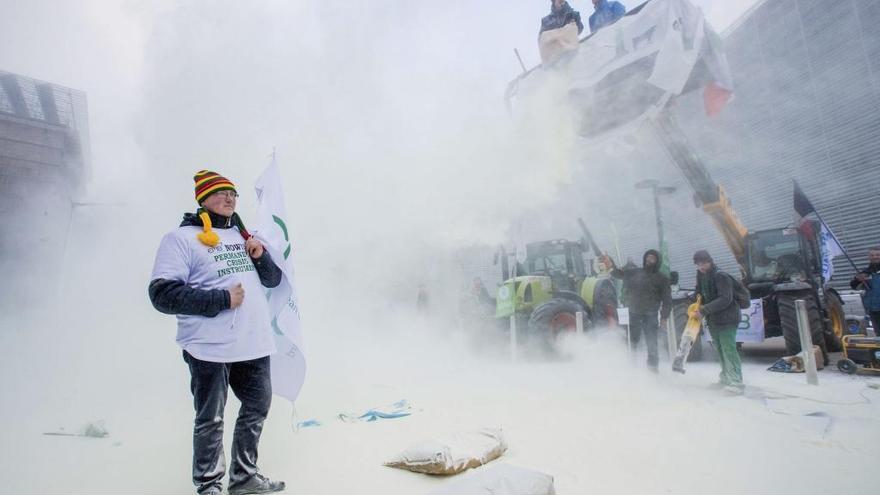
148, 170, 286, 495
608, 250, 672, 372
692, 250, 745, 395
588, 0, 626, 34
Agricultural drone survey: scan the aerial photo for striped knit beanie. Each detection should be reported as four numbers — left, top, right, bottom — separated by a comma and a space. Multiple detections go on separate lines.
194, 170, 236, 204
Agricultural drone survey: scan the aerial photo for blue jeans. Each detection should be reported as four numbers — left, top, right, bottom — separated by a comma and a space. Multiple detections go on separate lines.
630, 312, 660, 368
183, 351, 272, 494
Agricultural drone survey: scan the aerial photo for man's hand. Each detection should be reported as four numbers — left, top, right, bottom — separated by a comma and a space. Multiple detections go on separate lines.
245, 237, 264, 259
856, 273, 869, 282
229, 283, 245, 309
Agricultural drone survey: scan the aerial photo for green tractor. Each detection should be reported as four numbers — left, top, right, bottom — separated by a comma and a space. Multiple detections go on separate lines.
494, 238, 620, 347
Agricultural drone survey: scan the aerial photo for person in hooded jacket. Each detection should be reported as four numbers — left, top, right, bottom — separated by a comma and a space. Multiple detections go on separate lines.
588, 0, 626, 34
850, 246, 880, 334
691, 250, 744, 395
609, 249, 672, 371
540, 0, 585, 35
149, 170, 286, 495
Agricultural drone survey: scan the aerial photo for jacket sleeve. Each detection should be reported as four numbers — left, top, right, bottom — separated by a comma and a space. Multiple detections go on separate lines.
573, 11, 584, 34
148, 278, 230, 317
252, 250, 283, 289
700, 273, 733, 316
850, 269, 870, 289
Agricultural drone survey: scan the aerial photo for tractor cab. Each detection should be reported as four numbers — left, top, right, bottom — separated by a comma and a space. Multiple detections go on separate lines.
524, 239, 588, 292
744, 221, 823, 295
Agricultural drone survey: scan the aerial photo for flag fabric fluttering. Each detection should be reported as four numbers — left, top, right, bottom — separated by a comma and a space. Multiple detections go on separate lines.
254, 156, 306, 403
793, 180, 816, 219
819, 222, 844, 282
792, 180, 844, 282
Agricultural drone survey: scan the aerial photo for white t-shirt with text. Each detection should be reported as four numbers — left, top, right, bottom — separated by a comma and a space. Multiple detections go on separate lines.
151, 226, 277, 363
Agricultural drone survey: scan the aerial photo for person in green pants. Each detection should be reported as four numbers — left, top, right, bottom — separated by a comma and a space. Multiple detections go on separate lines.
691, 250, 744, 395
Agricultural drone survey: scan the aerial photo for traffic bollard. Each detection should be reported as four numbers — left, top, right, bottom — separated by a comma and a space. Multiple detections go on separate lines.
510, 314, 518, 362
795, 299, 819, 385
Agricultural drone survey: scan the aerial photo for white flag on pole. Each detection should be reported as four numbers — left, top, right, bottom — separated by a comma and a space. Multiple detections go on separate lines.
819, 222, 844, 282
254, 156, 306, 403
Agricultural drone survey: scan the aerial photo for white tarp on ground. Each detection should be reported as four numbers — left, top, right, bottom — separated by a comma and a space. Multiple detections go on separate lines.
429, 464, 555, 495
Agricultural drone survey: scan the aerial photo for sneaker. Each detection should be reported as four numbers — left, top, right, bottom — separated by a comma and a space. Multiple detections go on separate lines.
229, 474, 286, 495
198, 487, 222, 495
723, 385, 745, 396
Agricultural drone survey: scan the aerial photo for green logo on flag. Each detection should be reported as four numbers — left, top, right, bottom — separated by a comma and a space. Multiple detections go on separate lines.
272, 215, 292, 260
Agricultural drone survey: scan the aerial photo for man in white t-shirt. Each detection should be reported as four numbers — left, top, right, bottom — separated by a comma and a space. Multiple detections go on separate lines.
149, 170, 285, 495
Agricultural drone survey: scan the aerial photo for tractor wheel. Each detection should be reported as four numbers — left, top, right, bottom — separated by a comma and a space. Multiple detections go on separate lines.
778, 292, 828, 364
660, 301, 703, 361
528, 298, 583, 346
823, 292, 846, 352
837, 359, 858, 375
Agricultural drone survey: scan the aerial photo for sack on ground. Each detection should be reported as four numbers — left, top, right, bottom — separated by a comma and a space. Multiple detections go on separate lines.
767, 345, 825, 372
384, 428, 507, 475
428, 463, 555, 495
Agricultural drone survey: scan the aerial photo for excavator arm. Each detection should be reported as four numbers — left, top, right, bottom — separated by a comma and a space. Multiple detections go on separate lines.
652, 109, 749, 271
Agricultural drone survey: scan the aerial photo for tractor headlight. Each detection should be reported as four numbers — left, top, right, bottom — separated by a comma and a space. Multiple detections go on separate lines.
498, 286, 511, 300
874, 351, 880, 360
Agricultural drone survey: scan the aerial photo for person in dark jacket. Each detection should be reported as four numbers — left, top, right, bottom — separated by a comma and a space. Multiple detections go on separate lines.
589, 0, 626, 33
610, 249, 672, 371
850, 246, 880, 335
149, 170, 286, 495
692, 250, 744, 395
540, 0, 585, 35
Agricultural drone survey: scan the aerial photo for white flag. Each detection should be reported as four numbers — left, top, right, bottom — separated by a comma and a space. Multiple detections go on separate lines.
819, 222, 844, 282
254, 156, 306, 403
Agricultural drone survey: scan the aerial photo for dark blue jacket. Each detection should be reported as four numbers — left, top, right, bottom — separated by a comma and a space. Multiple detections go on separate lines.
540, 1, 584, 35
851, 263, 880, 312
589, 0, 626, 33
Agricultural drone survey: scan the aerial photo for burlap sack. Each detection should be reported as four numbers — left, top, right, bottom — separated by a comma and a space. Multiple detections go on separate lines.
384, 428, 507, 475
539, 23, 580, 64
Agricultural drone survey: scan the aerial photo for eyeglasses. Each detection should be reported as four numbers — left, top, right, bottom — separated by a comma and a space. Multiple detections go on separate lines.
212, 190, 239, 199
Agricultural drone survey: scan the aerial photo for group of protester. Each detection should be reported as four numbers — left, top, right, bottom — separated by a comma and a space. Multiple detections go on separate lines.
540, 0, 626, 36
537, 0, 626, 63
609, 244, 880, 396
608, 248, 746, 395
